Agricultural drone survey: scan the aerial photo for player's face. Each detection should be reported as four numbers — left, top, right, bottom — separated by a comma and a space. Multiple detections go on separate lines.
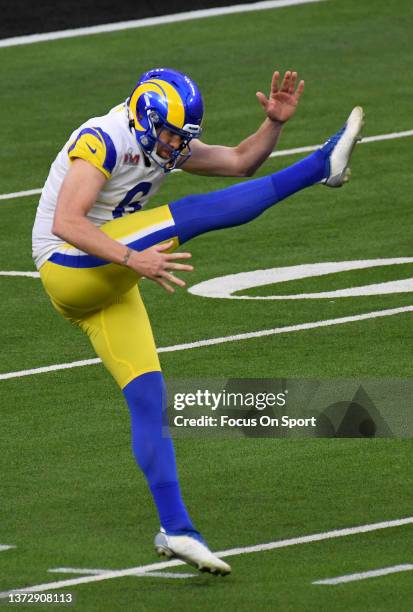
155, 128, 186, 159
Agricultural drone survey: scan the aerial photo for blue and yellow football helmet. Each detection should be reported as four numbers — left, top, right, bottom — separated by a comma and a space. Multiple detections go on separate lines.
127, 67, 204, 171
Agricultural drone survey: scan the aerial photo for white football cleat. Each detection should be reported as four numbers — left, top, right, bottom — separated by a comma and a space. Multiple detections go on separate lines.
321, 106, 364, 187
154, 529, 231, 576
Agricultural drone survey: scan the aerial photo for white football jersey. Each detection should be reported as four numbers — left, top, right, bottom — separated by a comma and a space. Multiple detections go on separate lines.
32, 103, 167, 269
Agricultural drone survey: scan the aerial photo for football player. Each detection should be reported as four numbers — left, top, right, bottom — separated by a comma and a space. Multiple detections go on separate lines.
32, 67, 363, 575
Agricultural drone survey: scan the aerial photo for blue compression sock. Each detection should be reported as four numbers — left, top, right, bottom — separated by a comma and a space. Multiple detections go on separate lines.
169, 149, 327, 243
123, 372, 195, 533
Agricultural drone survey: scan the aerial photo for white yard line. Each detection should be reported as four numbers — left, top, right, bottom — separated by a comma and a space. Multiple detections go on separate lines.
0, 516, 411, 597
0, 545, 15, 552
0, 357, 101, 380
1, 129, 412, 202
270, 129, 413, 157
120, 571, 195, 579
0, 305, 411, 382
313, 564, 413, 585
0, 188, 42, 201
49, 568, 115, 576
48, 567, 195, 579
0, 1, 324, 49
0, 271, 39, 278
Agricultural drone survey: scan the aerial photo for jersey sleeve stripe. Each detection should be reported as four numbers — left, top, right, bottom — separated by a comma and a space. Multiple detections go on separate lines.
94, 127, 117, 174
67, 127, 117, 178
67, 127, 101, 154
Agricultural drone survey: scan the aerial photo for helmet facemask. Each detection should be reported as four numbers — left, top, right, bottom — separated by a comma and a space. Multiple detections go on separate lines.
140, 108, 202, 172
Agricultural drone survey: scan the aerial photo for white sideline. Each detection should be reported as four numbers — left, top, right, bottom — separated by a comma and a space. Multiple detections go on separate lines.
0, 305, 412, 382
0, 516, 412, 597
0, 0, 324, 49
313, 564, 413, 585
1, 129, 412, 202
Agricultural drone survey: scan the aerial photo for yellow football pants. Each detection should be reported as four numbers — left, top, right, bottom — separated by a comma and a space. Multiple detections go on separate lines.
39, 205, 179, 389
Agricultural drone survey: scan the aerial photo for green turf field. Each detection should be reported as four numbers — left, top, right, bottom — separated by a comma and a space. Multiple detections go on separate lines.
0, 0, 412, 609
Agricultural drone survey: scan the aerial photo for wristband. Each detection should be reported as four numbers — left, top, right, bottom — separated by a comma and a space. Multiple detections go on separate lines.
122, 247, 133, 266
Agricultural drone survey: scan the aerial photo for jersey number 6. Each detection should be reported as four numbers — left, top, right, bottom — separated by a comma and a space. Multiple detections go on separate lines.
112, 181, 152, 219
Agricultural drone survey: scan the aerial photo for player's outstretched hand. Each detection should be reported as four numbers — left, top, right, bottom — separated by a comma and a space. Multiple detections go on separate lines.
126, 240, 194, 293
256, 70, 305, 124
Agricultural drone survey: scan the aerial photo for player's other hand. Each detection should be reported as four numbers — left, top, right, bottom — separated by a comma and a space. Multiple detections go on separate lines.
256, 70, 305, 124
126, 241, 194, 293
